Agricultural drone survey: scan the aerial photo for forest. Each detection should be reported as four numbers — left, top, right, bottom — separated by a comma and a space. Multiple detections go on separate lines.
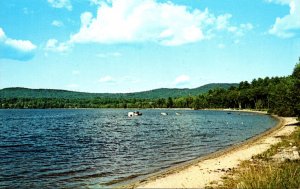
1, 61, 299, 118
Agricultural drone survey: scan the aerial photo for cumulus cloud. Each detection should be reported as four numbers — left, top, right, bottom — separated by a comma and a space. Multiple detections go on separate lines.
98, 76, 116, 83
0, 27, 37, 61
174, 75, 190, 86
90, 0, 103, 6
48, 0, 72, 11
45, 38, 71, 53
216, 14, 232, 30
70, 0, 251, 46
268, 0, 300, 38
52, 20, 64, 27
223, 22, 253, 37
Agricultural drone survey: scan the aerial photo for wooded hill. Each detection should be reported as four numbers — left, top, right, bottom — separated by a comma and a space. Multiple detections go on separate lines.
1, 60, 299, 119
0, 83, 237, 99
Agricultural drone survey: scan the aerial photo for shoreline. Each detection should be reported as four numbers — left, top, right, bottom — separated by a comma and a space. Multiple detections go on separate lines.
121, 111, 297, 188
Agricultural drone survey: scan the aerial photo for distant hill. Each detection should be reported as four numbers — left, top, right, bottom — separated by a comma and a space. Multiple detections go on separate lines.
0, 83, 238, 99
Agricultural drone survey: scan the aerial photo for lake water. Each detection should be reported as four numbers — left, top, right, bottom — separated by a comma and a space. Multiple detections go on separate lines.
0, 109, 277, 188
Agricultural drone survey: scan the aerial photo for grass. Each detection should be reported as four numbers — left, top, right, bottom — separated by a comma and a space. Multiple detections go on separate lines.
219, 126, 300, 189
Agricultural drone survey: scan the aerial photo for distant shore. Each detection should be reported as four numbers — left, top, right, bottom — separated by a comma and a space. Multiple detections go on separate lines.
122, 111, 298, 188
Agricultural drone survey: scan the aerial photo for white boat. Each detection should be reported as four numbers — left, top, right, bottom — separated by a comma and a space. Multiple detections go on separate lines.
161, 112, 168, 116
175, 112, 181, 115
128, 111, 142, 117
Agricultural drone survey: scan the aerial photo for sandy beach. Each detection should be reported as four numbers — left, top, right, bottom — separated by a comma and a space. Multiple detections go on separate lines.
125, 115, 298, 188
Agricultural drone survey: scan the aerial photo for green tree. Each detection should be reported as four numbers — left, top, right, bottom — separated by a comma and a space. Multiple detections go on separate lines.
193, 97, 201, 110
269, 77, 295, 116
166, 97, 174, 108
292, 60, 300, 119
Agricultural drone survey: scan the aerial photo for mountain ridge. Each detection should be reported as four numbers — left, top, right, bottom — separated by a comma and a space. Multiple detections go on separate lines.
0, 83, 238, 99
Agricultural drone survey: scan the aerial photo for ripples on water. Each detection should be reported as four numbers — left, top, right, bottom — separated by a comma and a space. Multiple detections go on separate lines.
0, 109, 277, 188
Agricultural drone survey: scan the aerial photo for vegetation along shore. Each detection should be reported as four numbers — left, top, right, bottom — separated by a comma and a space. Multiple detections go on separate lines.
1, 60, 300, 120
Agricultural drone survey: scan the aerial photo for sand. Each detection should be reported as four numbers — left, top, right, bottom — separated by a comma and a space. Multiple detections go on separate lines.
128, 116, 298, 188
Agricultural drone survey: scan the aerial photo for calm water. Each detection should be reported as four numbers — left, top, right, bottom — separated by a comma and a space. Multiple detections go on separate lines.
0, 109, 277, 188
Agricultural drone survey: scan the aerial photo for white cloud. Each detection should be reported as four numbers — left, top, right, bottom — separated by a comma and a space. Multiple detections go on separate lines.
90, 0, 104, 6
225, 23, 253, 36
45, 38, 71, 53
52, 20, 64, 27
216, 14, 232, 30
98, 76, 116, 83
0, 29, 4, 39
241, 23, 254, 30
0, 27, 37, 61
5, 39, 36, 52
174, 75, 190, 86
80, 12, 93, 27
70, 0, 250, 46
268, 0, 300, 38
48, 0, 72, 11
97, 52, 122, 58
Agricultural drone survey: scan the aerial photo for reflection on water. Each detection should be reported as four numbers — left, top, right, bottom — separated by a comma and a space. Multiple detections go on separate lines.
0, 109, 277, 188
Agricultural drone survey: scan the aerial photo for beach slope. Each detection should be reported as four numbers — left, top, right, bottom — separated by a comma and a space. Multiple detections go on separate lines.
132, 116, 297, 188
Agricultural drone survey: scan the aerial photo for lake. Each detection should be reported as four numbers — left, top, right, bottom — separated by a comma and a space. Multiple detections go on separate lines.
0, 109, 277, 188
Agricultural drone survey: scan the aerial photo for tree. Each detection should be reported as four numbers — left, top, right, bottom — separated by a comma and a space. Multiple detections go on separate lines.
292, 60, 300, 119
269, 77, 295, 116
156, 98, 166, 108
166, 97, 174, 108
193, 97, 201, 110
227, 89, 239, 109
292, 59, 300, 79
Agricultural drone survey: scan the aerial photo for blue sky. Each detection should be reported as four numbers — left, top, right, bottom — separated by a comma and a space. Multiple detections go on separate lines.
0, 0, 299, 93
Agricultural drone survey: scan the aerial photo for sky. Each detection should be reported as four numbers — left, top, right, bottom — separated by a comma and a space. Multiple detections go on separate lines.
0, 0, 299, 93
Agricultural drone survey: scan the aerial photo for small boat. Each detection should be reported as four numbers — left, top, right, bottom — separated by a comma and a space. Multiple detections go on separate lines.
161, 112, 168, 116
128, 111, 142, 117
175, 112, 181, 115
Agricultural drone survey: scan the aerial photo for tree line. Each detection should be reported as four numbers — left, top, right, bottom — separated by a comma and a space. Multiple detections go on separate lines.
1, 61, 299, 118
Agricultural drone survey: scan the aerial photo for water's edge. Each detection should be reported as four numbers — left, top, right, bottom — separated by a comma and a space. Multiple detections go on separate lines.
119, 111, 282, 188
